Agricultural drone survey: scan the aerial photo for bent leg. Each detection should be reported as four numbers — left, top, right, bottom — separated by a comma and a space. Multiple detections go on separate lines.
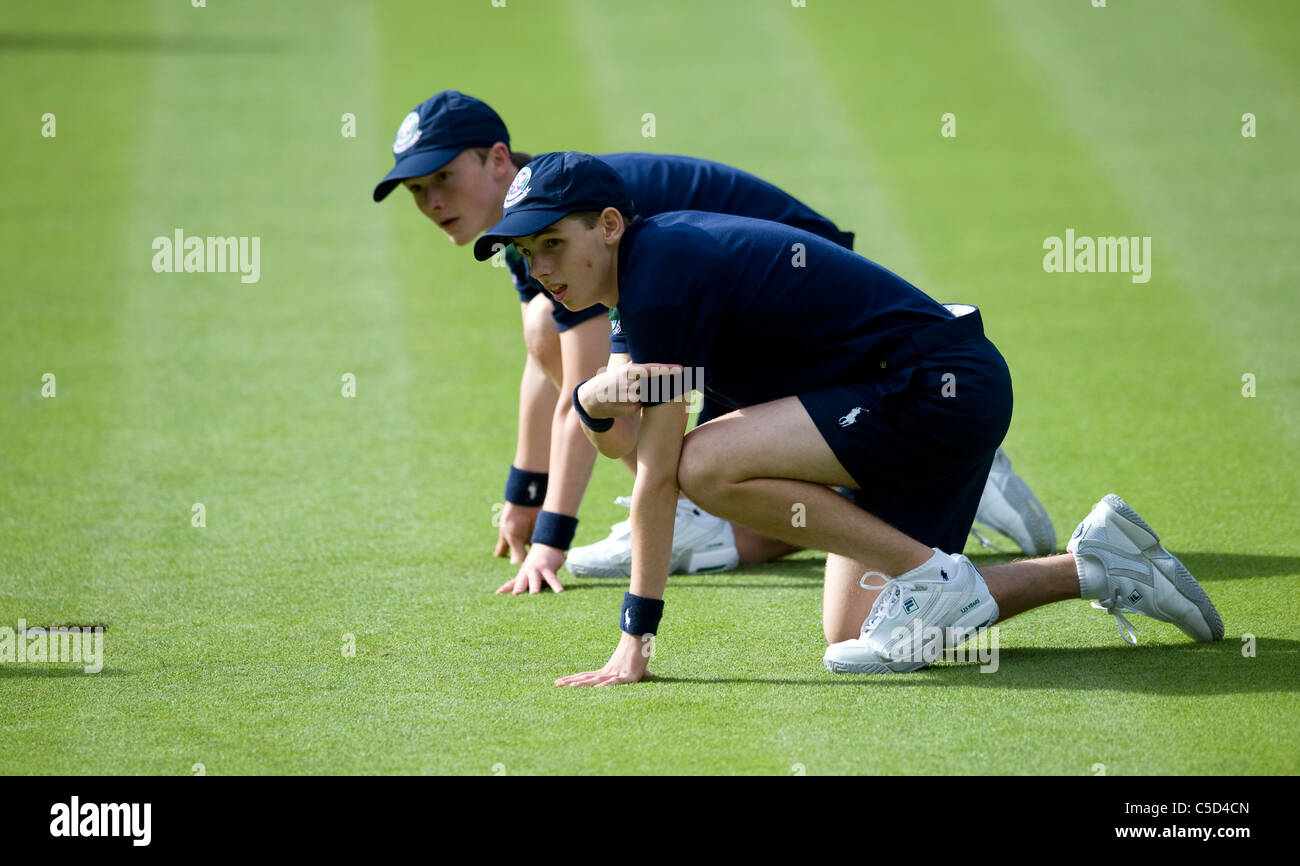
676, 396, 1079, 640
733, 525, 801, 564
617, 396, 801, 564
677, 396, 931, 576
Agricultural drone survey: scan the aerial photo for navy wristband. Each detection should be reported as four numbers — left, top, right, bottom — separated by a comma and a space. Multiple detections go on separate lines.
572, 382, 615, 433
531, 510, 579, 550
620, 592, 664, 636
505, 466, 547, 506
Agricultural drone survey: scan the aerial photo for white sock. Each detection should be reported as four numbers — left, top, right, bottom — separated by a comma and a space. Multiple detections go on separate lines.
908, 549, 1002, 626
897, 548, 950, 581
1074, 552, 1108, 600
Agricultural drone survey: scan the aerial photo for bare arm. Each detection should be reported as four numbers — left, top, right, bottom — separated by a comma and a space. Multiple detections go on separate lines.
515, 298, 561, 469
556, 399, 689, 687
541, 316, 610, 517
628, 400, 690, 601
514, 355, 556, 470
498, 313, 610, 594
574, 352, 646, 460
494, 300, 560, 563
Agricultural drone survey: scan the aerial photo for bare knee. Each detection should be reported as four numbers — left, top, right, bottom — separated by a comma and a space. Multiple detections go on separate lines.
676, 428, 734, 507
522, 295, 561, 383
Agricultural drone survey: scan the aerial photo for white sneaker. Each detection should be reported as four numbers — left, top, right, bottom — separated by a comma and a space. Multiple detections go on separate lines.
823, 549, 999, 674
970, 447, 1057, 556
566, 497, 740, 577
1067, 494, 1224, 644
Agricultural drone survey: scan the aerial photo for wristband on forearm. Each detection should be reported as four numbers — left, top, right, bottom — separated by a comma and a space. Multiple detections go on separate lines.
619, 592, 664, 636
530, 510, 579, 550
505, 466, 548, 506
572, 382, 615, 433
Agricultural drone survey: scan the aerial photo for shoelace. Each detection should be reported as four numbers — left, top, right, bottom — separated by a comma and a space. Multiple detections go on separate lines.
1092, 597, 1140, 646
858, 571, 903, 634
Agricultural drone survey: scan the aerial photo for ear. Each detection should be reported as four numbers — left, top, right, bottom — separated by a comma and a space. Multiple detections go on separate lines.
489, 142, 513, 177
600, 207, 626, 245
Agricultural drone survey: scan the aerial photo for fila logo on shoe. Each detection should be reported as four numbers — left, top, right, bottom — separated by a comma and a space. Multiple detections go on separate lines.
903, 598, 918, 614
1128, 589, 1143, 605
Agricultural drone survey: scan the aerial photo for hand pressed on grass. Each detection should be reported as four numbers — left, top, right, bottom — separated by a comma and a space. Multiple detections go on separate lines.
493, 502, 539, 563
555, 631, 651, 687
496, 542, 566, 595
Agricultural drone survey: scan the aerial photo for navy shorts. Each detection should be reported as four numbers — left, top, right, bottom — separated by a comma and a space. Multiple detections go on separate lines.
696, 395, 726, 426
516, 282, 608, 332
798, 327, 1013, 554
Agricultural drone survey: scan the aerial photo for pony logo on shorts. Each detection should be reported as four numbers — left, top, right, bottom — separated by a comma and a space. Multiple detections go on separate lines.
838, 406, 866, 427
504, 166, 532, 208
392, 111, 422, 155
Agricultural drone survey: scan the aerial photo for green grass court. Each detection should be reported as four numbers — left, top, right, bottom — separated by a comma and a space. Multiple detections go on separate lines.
2, 0, 1297, 774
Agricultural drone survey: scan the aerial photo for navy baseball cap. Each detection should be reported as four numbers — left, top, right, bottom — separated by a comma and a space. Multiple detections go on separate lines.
472, 152, 636, 261
372, 90, 510, 202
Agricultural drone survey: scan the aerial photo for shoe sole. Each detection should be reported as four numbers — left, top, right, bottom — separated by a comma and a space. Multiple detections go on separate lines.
568, 544, 739, 578
822, 605, 997, 675
680, 545, 740, 574
823, 658, 910, 675
1098, 494, 1224, 642
1002, 474, 1057, 555
978, 473, 1057, 556
566, 562, 632, 578
567, 561, 737, 578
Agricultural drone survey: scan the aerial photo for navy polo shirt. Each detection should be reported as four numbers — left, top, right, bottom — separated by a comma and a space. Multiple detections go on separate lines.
504, 153, 854, 322
616, 211, 951, 411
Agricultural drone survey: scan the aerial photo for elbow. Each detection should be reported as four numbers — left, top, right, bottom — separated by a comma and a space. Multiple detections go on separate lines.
594, 416, 636, 460
567, 401, 632, 460
599, 434, 636, 461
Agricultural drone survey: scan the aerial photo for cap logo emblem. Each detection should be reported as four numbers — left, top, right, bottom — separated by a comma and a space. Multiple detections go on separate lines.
504, 166, 532, 208
392, 111, 421, 155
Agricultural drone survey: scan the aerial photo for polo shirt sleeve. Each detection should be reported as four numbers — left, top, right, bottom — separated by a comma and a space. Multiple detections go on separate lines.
608, 308, 628, 355
624, 302, 703, 406
620, 235, 717, 405
503, 243, 543, 303
624, 301, 702, 367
